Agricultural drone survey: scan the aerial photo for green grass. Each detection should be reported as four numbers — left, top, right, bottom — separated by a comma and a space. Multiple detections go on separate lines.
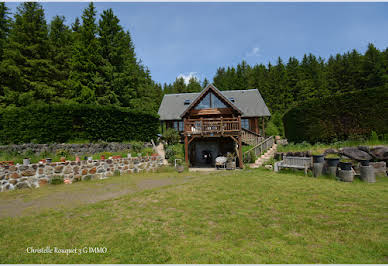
0, 169, 387, 263
278, 139, 388, 154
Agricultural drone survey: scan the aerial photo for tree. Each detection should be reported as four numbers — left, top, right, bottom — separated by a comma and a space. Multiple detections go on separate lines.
0, 2, 10, 61
68, 2, 102, 104
48, 15, 72, 102
186, 77, 202, 92
0, 2, 53, 107
202, 78, 209, 88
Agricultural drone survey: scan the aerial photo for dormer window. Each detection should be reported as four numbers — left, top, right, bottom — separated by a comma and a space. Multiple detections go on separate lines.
228, 97, 235, 103
184, 99, 191, 105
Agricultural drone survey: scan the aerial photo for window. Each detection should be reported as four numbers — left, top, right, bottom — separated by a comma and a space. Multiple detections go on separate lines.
241, 119, 249, 130
173, 121, 184, 132
194, 92, 227, 110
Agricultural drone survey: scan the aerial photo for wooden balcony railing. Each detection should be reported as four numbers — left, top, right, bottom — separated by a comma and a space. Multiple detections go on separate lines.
184, 117, 240, 136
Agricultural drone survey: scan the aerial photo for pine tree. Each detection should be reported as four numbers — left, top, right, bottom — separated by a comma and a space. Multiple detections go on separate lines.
202, 78, 209, 88
68, 2, 102, 104
186, 77, 202, 92
0, 2, 11, 61
0, 2, 54, 107
48, 15, 72, 102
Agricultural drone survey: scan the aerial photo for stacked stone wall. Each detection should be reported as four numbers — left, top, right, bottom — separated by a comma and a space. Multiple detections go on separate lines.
0, 156, 163, 192
0, 142, 152, 156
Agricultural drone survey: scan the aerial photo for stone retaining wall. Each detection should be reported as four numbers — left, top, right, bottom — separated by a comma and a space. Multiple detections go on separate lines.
0, 156, 164, 192
0, 142, 152, 156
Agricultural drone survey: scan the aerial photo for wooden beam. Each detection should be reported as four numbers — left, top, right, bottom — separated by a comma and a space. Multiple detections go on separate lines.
188, 136, 197, 144
229, 135, 238, 143
238, 136, 243, 168
262, 117, 265, 137
184, 134, 189, 165
255, 117, 259, 134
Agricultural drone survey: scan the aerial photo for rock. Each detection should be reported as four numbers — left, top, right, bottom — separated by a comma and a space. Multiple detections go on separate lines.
340, 147, 372, 161
264, 165, 273, 170
38, 168, 44, 175
39, 179, 48, 185
89, 167, 97, 174
323, 148, 339, 155
370, 162, 387, 176
9, 179, 17, 185
10, 172, 20, 179
9, 166, 17, 171
369, 146, 388, 160
63, 166, 72, 174
54, 165, 64, 173
21, 169, 36, 176
82, 169, 88, 175
358, 145, 370, 153
16, 181, 31, 189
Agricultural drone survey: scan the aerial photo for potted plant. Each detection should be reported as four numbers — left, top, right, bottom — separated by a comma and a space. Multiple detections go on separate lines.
359, 160, 369, 167
101, 155, 105, 160
339, 158, 353, 171
23, 158, 30, 165
312, 151, 324, 163
175, 159, 184, 173
60, 157, 66, 162
226, 152, 236, 170
324, 153, 340, 167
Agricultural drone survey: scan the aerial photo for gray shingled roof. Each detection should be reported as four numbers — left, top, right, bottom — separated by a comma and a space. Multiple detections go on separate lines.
158, 89, 271, 120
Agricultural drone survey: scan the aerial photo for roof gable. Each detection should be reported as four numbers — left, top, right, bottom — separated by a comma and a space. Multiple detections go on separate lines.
180, 84, 242, 118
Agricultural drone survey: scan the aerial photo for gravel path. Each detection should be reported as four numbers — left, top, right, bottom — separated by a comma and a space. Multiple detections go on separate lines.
0, 176, 188, 218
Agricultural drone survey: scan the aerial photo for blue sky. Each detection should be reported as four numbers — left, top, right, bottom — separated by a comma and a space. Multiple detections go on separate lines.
6, 2, 388, 85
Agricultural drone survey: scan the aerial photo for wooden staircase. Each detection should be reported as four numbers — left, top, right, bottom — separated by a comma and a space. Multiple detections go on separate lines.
249, 143, 277, 168
243, 136, 276, 168
241, 128, 264, 146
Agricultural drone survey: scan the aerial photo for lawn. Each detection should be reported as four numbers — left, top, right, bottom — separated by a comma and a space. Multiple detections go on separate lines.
0, 168, 387, 263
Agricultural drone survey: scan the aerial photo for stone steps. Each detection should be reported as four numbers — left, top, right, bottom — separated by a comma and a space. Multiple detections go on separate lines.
250, 144, 278, 168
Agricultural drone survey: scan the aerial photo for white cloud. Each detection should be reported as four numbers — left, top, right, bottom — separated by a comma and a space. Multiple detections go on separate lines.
177, 72, 198, 85
246, 47, 261, 57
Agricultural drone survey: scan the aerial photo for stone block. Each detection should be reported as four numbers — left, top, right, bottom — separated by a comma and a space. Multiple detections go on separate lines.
54, 165, 64, 173
21, 169, 36, 176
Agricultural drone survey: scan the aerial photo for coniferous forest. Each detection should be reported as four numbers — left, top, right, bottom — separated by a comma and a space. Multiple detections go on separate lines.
0, 2, 387, 143
0, 2, 163, 113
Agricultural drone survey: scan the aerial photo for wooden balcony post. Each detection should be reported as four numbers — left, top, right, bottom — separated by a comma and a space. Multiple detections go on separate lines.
262, 117, 265, 137
184, 134, 189, 165
238, 136, 243, 168
221, 116, 224, 135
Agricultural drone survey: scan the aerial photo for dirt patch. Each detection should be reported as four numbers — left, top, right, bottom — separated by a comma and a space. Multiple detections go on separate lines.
0, 177, 188, 218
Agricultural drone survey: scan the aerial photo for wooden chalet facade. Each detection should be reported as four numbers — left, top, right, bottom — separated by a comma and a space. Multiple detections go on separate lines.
158, 84, 271, 168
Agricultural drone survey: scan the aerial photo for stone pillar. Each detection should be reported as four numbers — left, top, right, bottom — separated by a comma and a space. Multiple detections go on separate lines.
360, 166, 375, 183
339, 170, 354, 182
313, 163, 323, 177
326, 166, 337, 178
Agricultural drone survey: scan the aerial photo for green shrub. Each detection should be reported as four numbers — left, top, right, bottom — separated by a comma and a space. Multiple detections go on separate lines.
163, 128, 180, 145
165, 144, 184, 164
283, 87, 388, 143
0, 104, 159, 144
141, 147, 154, 156
130, 141, 144, 153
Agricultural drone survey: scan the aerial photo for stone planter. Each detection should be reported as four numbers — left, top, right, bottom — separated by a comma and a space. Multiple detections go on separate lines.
325, 158, 340, 167
23, 158, 30, 166
226, 161, 236, 170
339, 162, 352, 171
312, 155, 324, 163
176, 165, 184, 173
46, 158, 52, 163
360, 165, 375, 183
339, 169, 354, 182
360, 160, 369, 167
313, 162, 324, 177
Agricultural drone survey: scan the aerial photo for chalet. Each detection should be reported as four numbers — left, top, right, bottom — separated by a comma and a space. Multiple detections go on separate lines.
158, 84, 271, 168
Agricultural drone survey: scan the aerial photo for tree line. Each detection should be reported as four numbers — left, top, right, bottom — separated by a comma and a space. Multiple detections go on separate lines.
165, 44, 388, 116
0, 2, 163, 113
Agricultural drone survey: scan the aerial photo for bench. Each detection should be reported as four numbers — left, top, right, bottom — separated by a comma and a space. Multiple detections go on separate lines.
274, 156, 312, 175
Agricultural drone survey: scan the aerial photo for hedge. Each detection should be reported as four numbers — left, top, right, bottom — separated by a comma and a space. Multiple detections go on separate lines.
0, 104, 159, 144
283, 86, 388, 143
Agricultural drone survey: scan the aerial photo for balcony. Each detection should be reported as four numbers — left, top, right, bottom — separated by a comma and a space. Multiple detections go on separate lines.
184, 117, 240, 136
